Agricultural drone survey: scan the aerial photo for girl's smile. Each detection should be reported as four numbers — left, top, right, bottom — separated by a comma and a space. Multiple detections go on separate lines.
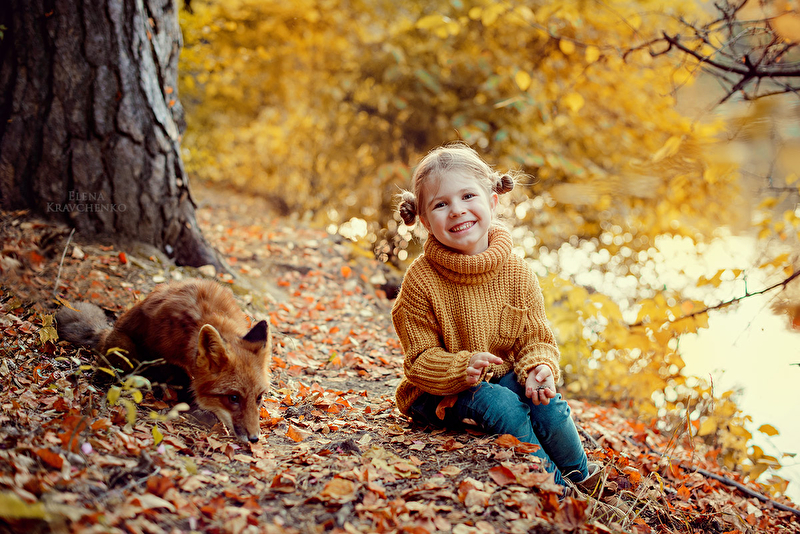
449, 221, 475, 233
420, 171, 498, 256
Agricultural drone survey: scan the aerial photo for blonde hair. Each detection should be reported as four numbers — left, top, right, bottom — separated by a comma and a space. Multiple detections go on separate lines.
398, 143, 516, 226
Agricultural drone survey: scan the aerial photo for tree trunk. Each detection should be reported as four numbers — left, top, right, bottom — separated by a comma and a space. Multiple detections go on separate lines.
0, 0, 222, 269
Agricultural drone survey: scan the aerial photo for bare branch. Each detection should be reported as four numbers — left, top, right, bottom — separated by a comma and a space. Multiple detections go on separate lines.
629, 269, 800, 329
623, 0, 800, 103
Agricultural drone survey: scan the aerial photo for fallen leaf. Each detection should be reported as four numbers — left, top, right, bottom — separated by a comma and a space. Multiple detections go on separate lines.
440, 465, 462, 477
435, 395, 457, 419
35, 448, 64, 470
318, 478, 357, 503
132, 493, 177, 512
0, 492, 48, 519
488, 465, 516, 486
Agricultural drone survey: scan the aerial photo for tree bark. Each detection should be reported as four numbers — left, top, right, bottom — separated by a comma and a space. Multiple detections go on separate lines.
0, 0, 222, 269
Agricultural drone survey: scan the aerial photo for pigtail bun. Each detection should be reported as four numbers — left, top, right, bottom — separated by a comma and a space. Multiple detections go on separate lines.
493, 173, 515, 195
398, 191, 418, 225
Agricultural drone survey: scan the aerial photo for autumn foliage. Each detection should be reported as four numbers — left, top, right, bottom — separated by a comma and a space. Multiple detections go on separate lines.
176, 0, 800, 496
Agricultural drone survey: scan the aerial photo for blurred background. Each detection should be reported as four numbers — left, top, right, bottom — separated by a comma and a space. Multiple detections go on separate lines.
177, 0, 800, 500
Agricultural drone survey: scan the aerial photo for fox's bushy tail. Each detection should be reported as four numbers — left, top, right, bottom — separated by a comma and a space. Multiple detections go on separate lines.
56, 302, 111, 349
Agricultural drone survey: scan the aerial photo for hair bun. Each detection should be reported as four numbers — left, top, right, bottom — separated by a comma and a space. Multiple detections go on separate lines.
493, 173, 515, 194
398, 191, 418, 225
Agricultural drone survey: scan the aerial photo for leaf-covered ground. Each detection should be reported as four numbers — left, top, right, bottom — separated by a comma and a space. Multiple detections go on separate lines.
1, 184, 799, 534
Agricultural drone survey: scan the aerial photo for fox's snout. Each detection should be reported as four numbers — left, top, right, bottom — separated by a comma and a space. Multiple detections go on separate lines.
235, 420, 261, 444
210, 402, 262, 444
194, 321, 271, 444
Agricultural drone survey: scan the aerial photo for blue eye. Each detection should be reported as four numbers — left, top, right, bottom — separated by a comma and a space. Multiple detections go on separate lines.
464, 193, 475, 200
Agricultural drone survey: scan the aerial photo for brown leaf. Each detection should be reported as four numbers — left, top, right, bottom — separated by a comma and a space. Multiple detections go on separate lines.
494, 434, 522, 448
270, 471, 296, 493
435, 395, 457, 420
488, 465, 516, 486
464, 489, 491, 512
146, 475, 174, 497
34, 448, 64, 470
457, 479, 483, 503
286, 425, 308, 442
441, 438, 465, 451
556, 497, 588, 529
440, 465, 462, 477
318, 478, 357, 503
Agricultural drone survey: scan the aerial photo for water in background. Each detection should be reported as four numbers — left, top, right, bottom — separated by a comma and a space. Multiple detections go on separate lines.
681, 294, 800, 503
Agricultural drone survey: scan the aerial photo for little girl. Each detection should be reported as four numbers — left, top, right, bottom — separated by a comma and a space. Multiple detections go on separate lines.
392, 143, 599, 490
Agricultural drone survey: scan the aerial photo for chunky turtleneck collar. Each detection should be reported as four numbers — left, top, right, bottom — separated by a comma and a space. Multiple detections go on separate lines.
423, 225, 513, 285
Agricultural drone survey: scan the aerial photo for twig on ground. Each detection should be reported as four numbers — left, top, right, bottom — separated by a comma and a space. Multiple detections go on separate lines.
54, 228, 76, 297
621, 434, 800, 517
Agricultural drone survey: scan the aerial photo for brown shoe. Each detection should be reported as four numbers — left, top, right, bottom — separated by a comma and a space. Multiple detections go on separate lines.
576, 462, 603, 497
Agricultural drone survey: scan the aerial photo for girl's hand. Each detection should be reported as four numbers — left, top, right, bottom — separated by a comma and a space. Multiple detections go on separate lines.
466, 352, 503, 385
526, 364, 557, 405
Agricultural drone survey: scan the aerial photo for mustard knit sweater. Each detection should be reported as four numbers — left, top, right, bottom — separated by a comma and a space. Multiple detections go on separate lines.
392, 225, 562, 416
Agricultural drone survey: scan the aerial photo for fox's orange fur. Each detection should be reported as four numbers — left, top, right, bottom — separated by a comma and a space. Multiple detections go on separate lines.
56, 279, 271, 443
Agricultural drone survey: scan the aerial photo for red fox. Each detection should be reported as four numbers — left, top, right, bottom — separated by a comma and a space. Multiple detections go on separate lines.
56, 279, 271, 443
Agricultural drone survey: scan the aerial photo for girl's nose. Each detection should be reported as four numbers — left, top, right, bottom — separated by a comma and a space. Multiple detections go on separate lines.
450, 202, 465, 216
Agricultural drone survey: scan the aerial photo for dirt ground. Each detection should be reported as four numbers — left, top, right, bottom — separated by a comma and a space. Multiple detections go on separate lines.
0, 182, 798, 533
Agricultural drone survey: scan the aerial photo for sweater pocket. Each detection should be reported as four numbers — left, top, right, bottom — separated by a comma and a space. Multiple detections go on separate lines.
499, 304, 527, 341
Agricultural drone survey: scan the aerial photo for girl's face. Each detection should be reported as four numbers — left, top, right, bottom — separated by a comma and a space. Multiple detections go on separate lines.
420, 171, 498, 256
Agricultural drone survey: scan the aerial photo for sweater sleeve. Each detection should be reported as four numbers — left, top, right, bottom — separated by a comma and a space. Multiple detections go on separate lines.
391, 279, 477, 397
512, 271, 562, 385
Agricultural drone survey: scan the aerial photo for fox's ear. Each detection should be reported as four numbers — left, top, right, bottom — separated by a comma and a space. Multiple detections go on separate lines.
197, 324, 228, 370
242, 320, 269, 348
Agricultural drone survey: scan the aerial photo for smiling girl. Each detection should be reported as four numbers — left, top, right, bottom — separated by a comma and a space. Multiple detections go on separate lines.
392, 143, 600, 492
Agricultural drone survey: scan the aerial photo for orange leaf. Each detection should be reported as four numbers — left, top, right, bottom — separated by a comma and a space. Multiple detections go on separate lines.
457, 480, 477, 503
286, 425, 306, 442
435, 395, 457, 420
441, 438, 465, 451
118, 252, 128, 264
440, 465, 462, 477
91, 417, 112, 431
200, 496, 226, 517
341, 265, 352, 278
35, 448, 64, 469
488, 465, 517, 486
326, 403, 344, 414
270, 472, 296, 493
495, 434, 522, 448
146, 475, 174, 497
319, 478, 357, 503
517, 441, 541, 454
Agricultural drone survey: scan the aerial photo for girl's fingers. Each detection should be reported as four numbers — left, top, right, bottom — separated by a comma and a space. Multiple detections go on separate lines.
535, 367, 550, 382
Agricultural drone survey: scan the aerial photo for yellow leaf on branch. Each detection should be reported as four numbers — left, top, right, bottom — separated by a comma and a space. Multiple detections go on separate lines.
515, 71, 532, 91
698, 416, 717, 436
562, 92, 585, 112
758, 424, 780, 436
585, 45, 600, 63
559, 39, 576, 55
652, 136, 682, 162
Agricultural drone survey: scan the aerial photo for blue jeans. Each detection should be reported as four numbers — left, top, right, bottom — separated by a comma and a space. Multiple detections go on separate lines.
409, 371, 588, 486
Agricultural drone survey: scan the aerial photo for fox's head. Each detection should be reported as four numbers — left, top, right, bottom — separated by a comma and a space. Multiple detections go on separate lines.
192, 320, 272, 443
